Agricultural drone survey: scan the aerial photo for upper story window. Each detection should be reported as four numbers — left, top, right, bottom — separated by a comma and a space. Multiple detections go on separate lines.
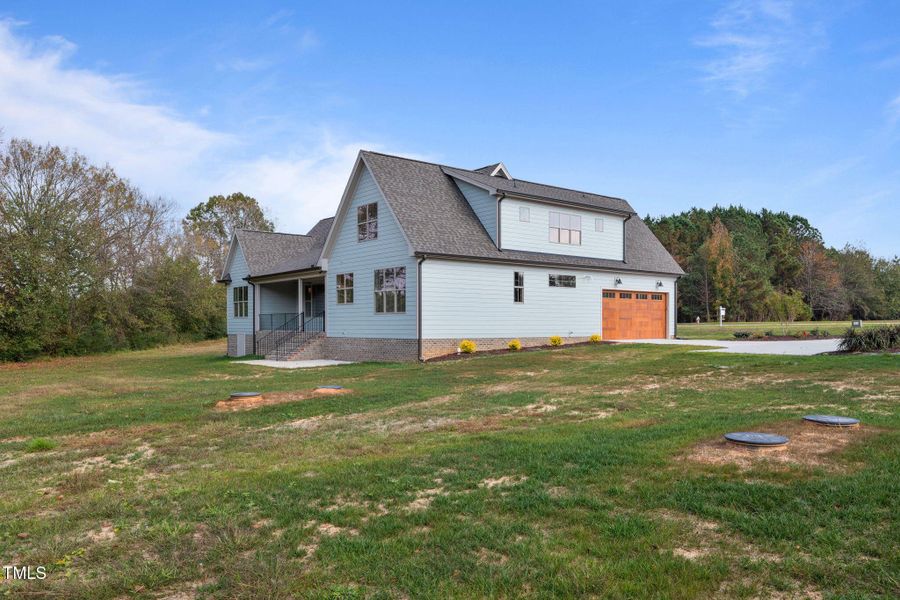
549, 274, 576, 288
233, 286, 248, 318
336, 273, 354, 304
514, 272, 524, 303
549, 212, 581, 245
519, 207, 530, 222
374, 266, 406, 313
357, 202, 378, 241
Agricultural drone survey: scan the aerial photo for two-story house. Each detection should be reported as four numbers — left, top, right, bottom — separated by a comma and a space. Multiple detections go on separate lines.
219, 151, 684, 361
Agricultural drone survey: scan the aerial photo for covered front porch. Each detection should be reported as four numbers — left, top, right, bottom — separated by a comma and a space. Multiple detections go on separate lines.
255, 274, 326, 334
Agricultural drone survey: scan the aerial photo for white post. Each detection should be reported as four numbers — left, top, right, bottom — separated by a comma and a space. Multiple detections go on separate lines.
719, 305, 725, 327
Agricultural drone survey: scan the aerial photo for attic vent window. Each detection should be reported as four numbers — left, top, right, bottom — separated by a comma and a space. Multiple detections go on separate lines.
490, 162, 512, 179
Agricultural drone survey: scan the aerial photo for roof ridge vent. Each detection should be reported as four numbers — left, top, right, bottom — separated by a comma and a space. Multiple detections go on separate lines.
490, 162, 512, 179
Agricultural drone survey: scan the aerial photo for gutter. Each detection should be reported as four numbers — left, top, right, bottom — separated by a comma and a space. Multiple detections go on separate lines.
412, 251, 682, 278
492, 189, 635, 219
417, 256, 426, 361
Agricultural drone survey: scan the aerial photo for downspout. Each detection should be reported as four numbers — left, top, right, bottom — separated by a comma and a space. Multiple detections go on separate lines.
496, 194, 504, 249
247, 279, 258, 355
417, 256, 426, 361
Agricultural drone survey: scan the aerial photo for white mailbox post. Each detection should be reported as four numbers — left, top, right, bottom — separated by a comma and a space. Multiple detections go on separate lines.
719, 306, 726, 327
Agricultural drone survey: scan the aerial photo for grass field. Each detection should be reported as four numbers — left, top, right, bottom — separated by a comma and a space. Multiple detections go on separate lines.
0, 341, 898, 599
676, 320, 900, 340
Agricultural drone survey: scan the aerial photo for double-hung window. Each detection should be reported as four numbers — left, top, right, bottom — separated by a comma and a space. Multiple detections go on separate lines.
233, 286, 249, 317
336, 273, 354, 304
514, 272, 525, 303
374, 267, 406, 313
549, 211, 582, 245
548, 274, 576, 288
357, 202, 378, 241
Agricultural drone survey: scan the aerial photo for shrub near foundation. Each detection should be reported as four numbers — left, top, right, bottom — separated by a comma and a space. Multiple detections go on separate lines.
507, 339, 522, 351
549, 335, 563, 347
458, 340, 477, 354
590, 333, 602, 343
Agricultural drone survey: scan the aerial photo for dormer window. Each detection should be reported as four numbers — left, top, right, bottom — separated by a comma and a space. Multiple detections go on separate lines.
549, 211, 581, 246
357, 202, 378, 241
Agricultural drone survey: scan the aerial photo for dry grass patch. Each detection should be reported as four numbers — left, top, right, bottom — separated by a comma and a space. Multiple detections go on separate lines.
214, 387, 353, 411
684, 421, 875, 471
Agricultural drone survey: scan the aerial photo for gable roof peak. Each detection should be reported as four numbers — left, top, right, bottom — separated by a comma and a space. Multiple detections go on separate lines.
474, 162, 512, 179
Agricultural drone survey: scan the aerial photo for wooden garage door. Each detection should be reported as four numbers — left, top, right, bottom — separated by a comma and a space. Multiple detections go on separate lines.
602, 290, 667, 339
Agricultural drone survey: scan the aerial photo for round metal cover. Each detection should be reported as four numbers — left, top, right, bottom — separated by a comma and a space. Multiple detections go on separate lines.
229, 392, 261, 398
723, 432, 789, 447
316, 385, 344, 390
803, 415, 860, 427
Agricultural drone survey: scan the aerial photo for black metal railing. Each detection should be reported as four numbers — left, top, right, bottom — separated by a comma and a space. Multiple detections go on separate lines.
303, 311, 325, 333
259, 312, 299, 331
255, 313, 301, 357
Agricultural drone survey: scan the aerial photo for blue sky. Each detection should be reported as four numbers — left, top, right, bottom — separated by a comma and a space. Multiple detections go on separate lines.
1, 1, 898, 257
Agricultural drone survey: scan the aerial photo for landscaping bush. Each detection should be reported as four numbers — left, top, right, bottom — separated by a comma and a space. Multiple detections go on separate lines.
838, 325, 900, 353
507, 339, 522, 351
764, 330, 775, 337
733, 331, 751, 339
590, 333, 602, 343
458, 340, 477, 354
549, 336, 563, 347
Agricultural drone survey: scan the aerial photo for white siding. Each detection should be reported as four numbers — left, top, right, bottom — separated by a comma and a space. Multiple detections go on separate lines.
226, 244, 254, 335
326, 166, 418, 339
500, 198, 625, 260
421, 259, 676, 339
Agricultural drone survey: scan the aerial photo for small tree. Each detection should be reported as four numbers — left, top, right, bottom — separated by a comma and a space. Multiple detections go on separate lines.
766, 290, 812, 335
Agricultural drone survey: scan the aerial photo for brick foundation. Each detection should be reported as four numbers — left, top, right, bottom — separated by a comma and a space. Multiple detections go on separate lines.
323, 337, 419, 362
420, 336, 593, 360
226, 333, 254, 357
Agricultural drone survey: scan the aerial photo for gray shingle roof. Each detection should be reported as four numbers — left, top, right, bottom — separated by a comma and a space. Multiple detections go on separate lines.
360, 151, 683, 276
234, 217, 334, 278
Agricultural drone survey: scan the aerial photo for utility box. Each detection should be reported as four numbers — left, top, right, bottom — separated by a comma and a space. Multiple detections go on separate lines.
852, 319, 862, 328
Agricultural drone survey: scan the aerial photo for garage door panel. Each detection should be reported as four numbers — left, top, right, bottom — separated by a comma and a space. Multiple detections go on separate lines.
602, 290, 666, 339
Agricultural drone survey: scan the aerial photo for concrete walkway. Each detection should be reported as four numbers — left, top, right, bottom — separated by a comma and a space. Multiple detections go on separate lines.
234, 359, 353, 369
613, 338, 841, 356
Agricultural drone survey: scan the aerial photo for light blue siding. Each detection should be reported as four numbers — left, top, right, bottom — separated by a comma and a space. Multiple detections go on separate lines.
226, 244, 254, 335
259, 281, 298, 315
500, 198, 625, 260
455, 180, 497, 244
421, 259, 676, 339
326, 166, 417, 339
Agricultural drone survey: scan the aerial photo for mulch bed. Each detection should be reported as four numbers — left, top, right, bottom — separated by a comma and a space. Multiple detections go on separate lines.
425, 341, 615, 362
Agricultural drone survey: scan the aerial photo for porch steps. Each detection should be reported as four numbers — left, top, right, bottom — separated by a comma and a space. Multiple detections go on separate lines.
264, 331, 325, 361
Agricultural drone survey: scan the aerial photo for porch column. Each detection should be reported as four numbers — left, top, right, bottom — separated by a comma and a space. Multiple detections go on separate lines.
297, 278, 303, 318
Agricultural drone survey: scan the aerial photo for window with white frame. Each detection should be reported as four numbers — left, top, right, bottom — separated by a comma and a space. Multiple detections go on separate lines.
549, 212, 581, 245
519, 206, 530, 222
548, 274, 576, 288
233, 286, 249, 317
336, 273, 354, 304
357, 202, 378, 241
514, 272, 524, 302
595, 217, 604, 232
374, 267, 406, 313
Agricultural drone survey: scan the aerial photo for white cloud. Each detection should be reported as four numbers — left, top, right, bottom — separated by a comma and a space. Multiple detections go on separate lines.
218, 135, 379, 233
0, 19, 228, 191
887, 93, 900, 125
0, 19, 390, 234
695, 0, 823, 97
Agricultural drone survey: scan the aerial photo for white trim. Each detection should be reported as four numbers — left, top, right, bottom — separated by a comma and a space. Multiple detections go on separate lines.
220, 234, 239, 281
490, 162, 512, 179
320, 153, 416, 261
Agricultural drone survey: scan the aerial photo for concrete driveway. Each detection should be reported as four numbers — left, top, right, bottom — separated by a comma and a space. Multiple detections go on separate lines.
613, 338, 841, 356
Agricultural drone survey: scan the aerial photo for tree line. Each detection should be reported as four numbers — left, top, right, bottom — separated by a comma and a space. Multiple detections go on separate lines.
646, 206, 899, 323
0, 136, 273, 361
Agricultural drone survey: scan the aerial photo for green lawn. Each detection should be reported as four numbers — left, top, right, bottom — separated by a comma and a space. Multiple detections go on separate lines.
0, 340, 898, 599
677, 320, 900, 340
